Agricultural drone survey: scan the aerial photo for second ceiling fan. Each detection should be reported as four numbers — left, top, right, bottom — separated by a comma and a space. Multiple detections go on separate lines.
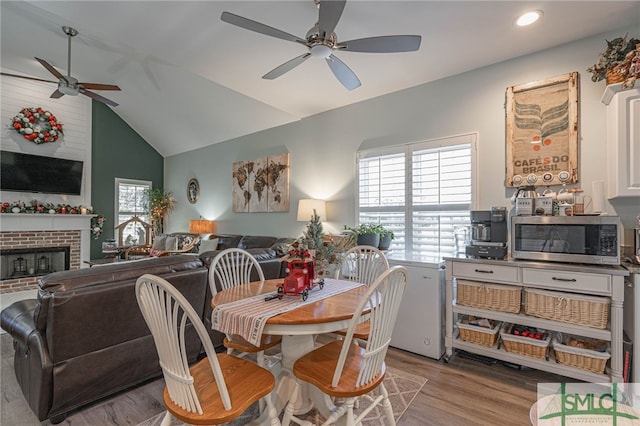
1, 26, 121, 107
221, 0, 421, 90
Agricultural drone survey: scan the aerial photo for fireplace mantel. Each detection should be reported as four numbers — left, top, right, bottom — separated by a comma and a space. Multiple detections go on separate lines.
1, 213, 95, 232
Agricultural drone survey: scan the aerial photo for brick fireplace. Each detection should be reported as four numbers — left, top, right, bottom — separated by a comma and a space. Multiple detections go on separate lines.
0, 214, 93, 293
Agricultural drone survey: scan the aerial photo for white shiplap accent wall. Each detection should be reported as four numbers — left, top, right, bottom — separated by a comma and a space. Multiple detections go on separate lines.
0, 71, 92, 207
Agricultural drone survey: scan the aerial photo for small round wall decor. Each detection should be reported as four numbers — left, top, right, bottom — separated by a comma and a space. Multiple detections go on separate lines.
11, 107, 64, 144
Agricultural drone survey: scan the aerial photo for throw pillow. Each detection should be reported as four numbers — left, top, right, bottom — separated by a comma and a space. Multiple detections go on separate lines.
152, 235, 167, 250
199, 238, 220, 254
165, 236, 178, 251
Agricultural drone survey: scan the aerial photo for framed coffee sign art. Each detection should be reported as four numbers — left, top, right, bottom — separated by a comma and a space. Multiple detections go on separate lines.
505, 72, 579, 187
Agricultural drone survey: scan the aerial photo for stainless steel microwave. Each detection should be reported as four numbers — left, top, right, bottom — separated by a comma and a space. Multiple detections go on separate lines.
511, 216, 621, 265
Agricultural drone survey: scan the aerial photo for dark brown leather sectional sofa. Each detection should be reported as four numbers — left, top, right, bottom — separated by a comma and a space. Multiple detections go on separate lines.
0, 234, 294, 423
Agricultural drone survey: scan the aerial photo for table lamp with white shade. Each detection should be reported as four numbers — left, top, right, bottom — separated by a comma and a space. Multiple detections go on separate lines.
297, 199, 327, 222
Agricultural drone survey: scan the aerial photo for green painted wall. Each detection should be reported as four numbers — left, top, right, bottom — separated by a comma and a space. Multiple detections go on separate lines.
90, 102, 163, 258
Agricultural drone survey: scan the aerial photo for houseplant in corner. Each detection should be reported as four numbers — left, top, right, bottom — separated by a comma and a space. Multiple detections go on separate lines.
143, 188, 175, 236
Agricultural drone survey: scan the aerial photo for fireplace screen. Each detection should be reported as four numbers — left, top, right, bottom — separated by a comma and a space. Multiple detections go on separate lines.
0, 247, 70, 280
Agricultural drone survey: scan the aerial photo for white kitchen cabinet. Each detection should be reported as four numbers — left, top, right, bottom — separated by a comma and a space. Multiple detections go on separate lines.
623, 267, 639, 405
444, 257, 629, 382
389, 260, 444, 359
602, 84, 640, 199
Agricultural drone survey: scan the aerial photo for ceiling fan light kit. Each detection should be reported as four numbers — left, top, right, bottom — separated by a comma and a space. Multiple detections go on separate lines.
221, 0, 421, 90
1, 26, 121, 107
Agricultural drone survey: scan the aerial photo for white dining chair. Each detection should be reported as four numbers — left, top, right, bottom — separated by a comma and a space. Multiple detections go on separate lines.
208, 248, 282, 367
135, 273, 280, 426
336, 245, 390, 285
334, 245, 390, 340
282, 265, 408, 426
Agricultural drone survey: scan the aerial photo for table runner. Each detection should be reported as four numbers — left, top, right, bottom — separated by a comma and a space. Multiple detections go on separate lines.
211, 278, 364, 346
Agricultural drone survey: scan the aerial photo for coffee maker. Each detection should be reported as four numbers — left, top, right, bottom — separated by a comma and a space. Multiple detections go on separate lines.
465, 207, 508, 259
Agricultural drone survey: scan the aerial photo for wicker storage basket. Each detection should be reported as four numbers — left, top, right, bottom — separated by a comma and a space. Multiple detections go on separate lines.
552, 335, 610, 374
457, 316, 501, 347
500, 323, 550, 359
524, 288, 610, 329
456, 280, 521, 313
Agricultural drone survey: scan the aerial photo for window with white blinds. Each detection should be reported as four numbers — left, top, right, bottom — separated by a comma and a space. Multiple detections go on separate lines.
357, 133, 476, 261
115, 178, 151, 245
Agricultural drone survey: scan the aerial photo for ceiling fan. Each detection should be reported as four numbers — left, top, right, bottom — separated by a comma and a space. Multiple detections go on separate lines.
1, 26, 121, 107
221, 0, 421, 90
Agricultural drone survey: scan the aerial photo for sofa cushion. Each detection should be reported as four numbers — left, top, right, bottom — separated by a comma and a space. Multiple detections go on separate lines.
239, 235, 278, 249
213, 234, 243, 250
198, 238, 219, 254
38, 255, 204, 293
152, 235, 167, 250
246, 248, 278, 261
165, 235, 178, 251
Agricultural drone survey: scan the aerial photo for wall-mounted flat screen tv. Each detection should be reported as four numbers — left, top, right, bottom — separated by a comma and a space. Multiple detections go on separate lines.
1, 151, 83, 195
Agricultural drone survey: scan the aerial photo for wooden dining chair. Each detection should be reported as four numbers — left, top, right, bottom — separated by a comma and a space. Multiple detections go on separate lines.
135, 274, 280, 426
209, 248, 282, 367
334, 245, 390, 340
282, 265, 408, 426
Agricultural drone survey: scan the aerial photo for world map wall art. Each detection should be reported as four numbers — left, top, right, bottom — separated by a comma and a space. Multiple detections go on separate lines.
232, 153, 290, 213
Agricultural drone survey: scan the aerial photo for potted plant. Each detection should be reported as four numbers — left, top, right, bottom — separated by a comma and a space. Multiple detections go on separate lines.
587, 34, 640, 86
378, 227, 395, 251
344, 223, 383, 248
143, 188, 176, 236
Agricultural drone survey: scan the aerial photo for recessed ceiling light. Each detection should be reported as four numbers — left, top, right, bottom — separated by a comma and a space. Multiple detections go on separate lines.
516, 10, 543, 27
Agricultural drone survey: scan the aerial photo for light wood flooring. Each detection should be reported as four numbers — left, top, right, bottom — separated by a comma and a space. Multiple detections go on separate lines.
1, 332, 569, 425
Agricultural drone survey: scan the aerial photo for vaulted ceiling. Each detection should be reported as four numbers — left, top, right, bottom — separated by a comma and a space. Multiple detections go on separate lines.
1, 1, 638, 157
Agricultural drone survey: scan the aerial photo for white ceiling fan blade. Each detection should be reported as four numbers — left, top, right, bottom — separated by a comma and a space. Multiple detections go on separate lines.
262, 53, 311, 80
337, 35, 422, 53
326, 54, 360, 90
317, 0, 346, 37
221, 11, 306, 45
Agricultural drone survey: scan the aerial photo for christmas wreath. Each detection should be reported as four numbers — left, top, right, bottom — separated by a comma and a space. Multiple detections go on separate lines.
11, 107, 64, 144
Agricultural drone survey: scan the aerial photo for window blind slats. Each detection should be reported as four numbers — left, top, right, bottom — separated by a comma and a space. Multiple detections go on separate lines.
359, 153, 405, 207
357, 135, 475, 260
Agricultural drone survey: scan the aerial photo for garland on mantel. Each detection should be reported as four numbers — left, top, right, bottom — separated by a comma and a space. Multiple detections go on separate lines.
1, 200, 104, 239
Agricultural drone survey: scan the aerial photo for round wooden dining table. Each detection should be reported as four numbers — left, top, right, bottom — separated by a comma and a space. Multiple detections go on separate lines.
211, 278, 368, 425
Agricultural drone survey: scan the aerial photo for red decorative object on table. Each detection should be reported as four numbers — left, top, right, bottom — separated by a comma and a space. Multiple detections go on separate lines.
276, 254, 324, 301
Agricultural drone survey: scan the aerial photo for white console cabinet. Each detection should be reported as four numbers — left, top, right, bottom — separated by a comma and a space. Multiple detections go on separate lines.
444, 257, 629, 382
602, 83, 640, 199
